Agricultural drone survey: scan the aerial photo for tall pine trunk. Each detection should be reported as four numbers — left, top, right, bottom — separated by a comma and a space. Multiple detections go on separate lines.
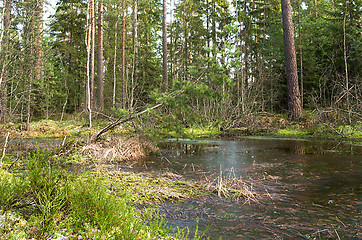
86, 0, 95, 127
343, 2, 351, 123
121, 0, 126, 109
131, 0, 138, 109
298, 0, 303, 108
35, 0, 42, 83
281, 0, 302, 120
97, 1, 104, 110
26, 27, 34, 131
113, 21, 118, 109
25, 2, 35, 131
162, 0, 168, 92
90, 0, 95, 110
0, 0, 12, 123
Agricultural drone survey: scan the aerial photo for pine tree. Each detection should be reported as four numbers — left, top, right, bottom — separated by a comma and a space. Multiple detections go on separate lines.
281, 0, 302, 119
0, 0, 12, 123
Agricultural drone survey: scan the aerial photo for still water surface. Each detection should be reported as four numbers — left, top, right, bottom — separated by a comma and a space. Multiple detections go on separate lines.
137, 138, 361, 239
3, 137, 360, 239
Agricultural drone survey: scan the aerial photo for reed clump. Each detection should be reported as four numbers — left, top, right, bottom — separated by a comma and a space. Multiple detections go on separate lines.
205, 172, 259, 203
82, 134, 159, 163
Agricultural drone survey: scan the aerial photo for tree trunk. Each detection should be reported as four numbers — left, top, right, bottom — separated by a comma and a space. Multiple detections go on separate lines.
343, 2, 351, 123
25, 3, 35, 131
298, 0, 303, 108
212, 0, 216, 50
170, 0, 174, 88
90, 0, 95, 110
281, 0, 302, 120
131, 0, 138, 109
121, 0, 126, 109
26, 42, 33, 131
113, 21, 118, 109
97, 1, 104, 110
0, 0, 12, 123
237, 18, 242, 116
243, 0, 248, 112
162, 0, 168, 92
35, 0, 43, 83
86, 0, 94, 127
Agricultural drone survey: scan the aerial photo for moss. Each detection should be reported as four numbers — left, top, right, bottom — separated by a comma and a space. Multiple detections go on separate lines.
184, 127, 220, 138
103, 171, 205, 204
337, 125, 362, 139
276, 125, 310, 136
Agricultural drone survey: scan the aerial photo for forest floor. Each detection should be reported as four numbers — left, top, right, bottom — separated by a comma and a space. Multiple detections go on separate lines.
0, 122, 254, 239
0, 110, 361, 239
1, 109, 360, 143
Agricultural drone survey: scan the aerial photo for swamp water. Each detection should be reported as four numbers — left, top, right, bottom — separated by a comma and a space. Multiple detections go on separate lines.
136, 138, 361, 239
2, 137, 360, 239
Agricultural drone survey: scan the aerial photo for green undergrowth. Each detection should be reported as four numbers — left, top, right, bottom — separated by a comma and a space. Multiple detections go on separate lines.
275, 125, 310, 136
0, 151, 207, 239
274, 123, 362, 141
221, 111, 362, 143
0, 118, 133, 139
100, 170, 206, 204
152, 126, 220, 140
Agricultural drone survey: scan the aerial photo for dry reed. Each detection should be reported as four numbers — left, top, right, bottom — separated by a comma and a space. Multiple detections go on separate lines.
82, 135, 158, 163
206, 174, 259, 203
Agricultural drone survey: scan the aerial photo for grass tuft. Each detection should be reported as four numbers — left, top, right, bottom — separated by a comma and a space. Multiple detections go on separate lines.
0, 150, 207, 239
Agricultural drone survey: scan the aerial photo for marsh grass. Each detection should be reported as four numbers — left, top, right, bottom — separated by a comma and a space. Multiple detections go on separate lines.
101, 170, 204, 204
0, 150, 207, 239
206, 175, 259, 203
79, 134, 159, 163
0, 169, 26, 210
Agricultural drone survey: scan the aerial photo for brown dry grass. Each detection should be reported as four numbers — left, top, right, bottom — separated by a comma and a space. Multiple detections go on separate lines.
82, 135, 159, 163
205, 173, 259, 203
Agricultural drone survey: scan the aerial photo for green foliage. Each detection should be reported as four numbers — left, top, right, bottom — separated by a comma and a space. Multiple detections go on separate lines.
48, 0, 87, 113
3, 0, 360, 139
276, 127, 309, 137
68, 175, 125, 233
0, 150, 208, 239
337, 125, 362, 139
0, 211, 30, 239
105, 171, 205, 204
26, 151, 69, 236
0, 170, 26, 210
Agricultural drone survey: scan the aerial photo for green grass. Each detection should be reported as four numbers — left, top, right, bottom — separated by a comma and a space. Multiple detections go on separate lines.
0, 151, 207, 239
337, 125, 362, 139
276, 127, 310, 136
153, 126, 220, 140
103, 171, 205, 204
183, 127, 220, 139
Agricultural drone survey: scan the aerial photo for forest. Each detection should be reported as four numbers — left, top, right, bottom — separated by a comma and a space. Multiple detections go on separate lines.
0, 0, 360, 127
0, 0, 361, 239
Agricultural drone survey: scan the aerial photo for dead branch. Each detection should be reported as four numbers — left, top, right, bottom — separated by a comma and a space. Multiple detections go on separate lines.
0, 132, 10, 167
88, 69, 208, 144
88, 103, 163, 144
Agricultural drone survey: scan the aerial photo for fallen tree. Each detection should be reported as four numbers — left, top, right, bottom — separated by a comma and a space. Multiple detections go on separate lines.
88, 103, 163, 144
88, 69, 208, 144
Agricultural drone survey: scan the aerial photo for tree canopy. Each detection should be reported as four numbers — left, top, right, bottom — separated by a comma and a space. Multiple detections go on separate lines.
0, 0, 360, 124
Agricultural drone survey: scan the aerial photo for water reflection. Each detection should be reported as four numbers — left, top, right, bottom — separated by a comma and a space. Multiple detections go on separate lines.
138, 138, 361, 239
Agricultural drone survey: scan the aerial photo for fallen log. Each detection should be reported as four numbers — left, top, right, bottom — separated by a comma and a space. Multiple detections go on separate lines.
88, 69, 208, 144
88, 103, 163, 144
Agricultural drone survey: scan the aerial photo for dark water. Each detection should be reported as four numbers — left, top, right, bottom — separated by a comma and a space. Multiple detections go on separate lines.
136, 138, 361, 239
2, 136, 360, 239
